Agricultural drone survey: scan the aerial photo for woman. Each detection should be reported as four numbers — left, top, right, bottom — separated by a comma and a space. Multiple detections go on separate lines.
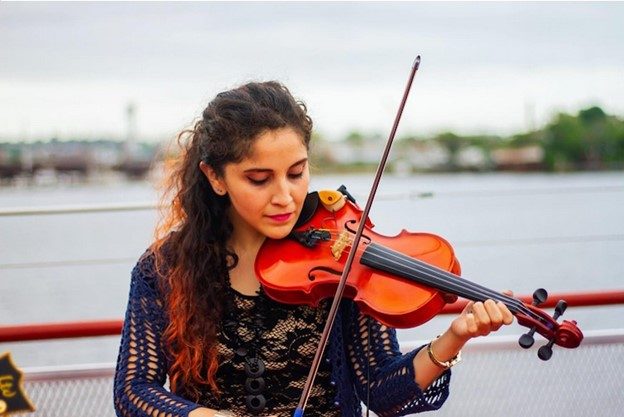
113, 81, 513, 417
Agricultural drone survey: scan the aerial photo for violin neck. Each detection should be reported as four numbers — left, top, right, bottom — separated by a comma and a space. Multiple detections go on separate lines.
360, 242, 521, 314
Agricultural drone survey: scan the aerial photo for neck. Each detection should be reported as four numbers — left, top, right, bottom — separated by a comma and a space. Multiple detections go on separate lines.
229, 231, 265, 259
227, 218, 266, 297
227, 207, 266, 256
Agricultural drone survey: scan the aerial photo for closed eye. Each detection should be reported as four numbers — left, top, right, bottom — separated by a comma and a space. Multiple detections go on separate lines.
288, 160, 307, 179
248, 177, 269, 186
246, 160, 307, 186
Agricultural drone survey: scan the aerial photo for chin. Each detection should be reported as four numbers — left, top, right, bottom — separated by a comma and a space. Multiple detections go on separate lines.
263, 223, 296, 240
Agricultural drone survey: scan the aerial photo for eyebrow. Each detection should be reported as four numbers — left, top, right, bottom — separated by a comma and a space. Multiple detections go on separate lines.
243, 158, 308, 174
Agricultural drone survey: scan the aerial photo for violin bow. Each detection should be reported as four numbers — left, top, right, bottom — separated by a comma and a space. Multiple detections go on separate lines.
293, 56, 421, 417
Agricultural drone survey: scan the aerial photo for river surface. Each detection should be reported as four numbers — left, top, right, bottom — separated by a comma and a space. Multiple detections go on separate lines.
1, 171, 623, 367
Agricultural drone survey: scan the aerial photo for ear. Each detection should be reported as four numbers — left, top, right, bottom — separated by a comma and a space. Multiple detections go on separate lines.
199, 161, 227, 195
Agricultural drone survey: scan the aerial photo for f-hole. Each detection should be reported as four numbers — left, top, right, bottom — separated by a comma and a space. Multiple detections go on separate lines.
308, 266, 342, 281
344, 219, 371, 244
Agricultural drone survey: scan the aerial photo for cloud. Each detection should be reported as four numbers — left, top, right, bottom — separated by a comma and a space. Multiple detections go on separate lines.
1, 2, 623, 140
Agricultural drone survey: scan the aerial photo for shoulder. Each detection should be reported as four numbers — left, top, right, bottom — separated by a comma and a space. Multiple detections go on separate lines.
129, 250, 162, 301
133, 249, 158, 281
131, 235, 176, 294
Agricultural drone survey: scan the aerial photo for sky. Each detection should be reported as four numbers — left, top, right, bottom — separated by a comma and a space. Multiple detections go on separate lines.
1, 1, 623, 143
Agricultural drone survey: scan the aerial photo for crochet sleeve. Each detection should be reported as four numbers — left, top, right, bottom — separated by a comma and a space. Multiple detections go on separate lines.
345, 305, 451, 416
113, 251, 201, 417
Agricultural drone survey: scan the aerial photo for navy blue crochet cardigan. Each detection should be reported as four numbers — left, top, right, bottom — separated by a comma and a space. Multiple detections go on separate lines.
113, 251, 451, 416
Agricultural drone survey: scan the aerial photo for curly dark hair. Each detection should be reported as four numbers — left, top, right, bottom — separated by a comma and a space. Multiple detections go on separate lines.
151, 81, 313, 399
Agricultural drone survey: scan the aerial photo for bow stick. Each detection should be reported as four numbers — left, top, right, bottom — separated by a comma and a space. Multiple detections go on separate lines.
293, 56, 421, 417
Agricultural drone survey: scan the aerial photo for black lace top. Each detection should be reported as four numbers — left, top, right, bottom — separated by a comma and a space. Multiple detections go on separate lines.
114, 252, 452, 417
194, 287, 340, 416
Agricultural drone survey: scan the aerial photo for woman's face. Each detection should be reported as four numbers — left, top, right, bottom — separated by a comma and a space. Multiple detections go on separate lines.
201, 127, 310, 242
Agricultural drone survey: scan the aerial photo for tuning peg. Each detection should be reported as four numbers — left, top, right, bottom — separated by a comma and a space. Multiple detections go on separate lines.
535, 300, 567, 358
532, 300, 566, 359
519, 289, 548, 349
553, 300, 567, 320
538, 339, 555, 361
519, 331, 535, 349
532, 288, 548, 306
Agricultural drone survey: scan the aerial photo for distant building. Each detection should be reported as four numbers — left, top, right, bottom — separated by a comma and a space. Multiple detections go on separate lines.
491, 145, 544, 171
403, 141, 450, 171
456, 146, 489, 170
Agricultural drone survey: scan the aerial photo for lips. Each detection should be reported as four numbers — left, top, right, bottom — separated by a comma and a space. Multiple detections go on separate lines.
267, 213, 292, 222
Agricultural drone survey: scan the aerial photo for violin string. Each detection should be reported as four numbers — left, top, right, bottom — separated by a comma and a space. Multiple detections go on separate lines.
297, 228, 543, 322
369, 242, 536, 318
367, 246, 542, 324
317, 230, 514, 299
311, 230, 512, 304
363, 243, 544, 323
365, 245, 514, 308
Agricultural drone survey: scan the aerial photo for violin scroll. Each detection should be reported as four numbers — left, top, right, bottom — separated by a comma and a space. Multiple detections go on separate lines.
516, 288, 583, 360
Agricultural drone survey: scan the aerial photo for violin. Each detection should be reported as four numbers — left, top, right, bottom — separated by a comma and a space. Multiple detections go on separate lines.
264, 57, 582, 417
256, 187, 584, 359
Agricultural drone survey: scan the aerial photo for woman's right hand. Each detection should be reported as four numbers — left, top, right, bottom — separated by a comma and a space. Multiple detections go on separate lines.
189, 408, 277, 417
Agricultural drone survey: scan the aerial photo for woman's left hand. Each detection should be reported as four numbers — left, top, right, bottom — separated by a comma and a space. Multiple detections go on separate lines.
449, 291, 515, 342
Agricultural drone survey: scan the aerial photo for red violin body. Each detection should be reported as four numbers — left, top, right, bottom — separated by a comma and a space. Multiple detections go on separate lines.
256, 190, 461, 329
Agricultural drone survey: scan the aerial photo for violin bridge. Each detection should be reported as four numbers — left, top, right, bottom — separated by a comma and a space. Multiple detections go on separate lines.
331, 230, 350, 260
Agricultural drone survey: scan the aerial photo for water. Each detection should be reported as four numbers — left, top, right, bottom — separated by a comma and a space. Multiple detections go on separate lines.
1, 172, 623, 367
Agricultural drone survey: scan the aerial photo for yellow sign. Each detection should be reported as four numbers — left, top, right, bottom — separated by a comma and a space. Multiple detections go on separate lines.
0, 353, 35, 415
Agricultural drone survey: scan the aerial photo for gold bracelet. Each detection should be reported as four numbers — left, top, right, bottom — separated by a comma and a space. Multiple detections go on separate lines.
214, 411, 236, 417
427, 336, 462, 369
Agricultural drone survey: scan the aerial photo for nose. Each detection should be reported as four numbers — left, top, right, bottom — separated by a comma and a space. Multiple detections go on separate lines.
271, 178, 293, 207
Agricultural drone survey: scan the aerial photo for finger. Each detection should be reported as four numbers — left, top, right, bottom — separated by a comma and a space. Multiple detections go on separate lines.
462, 301, 475, 315
471, 302, 491, 335
484, 299, 503, 330
499, 290, 515, 325
497, 300, 515, 325
464, 310, 478, 335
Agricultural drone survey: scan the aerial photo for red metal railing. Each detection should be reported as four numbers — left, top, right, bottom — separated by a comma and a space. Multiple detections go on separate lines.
0, 319, 123, 342
1, 289, 623, 343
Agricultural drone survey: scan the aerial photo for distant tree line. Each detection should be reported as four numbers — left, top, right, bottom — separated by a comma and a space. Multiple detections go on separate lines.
310, 105, 624, 172
540, 106, 624, 170
2, 106, 623, 186
425, 105, 624, 171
